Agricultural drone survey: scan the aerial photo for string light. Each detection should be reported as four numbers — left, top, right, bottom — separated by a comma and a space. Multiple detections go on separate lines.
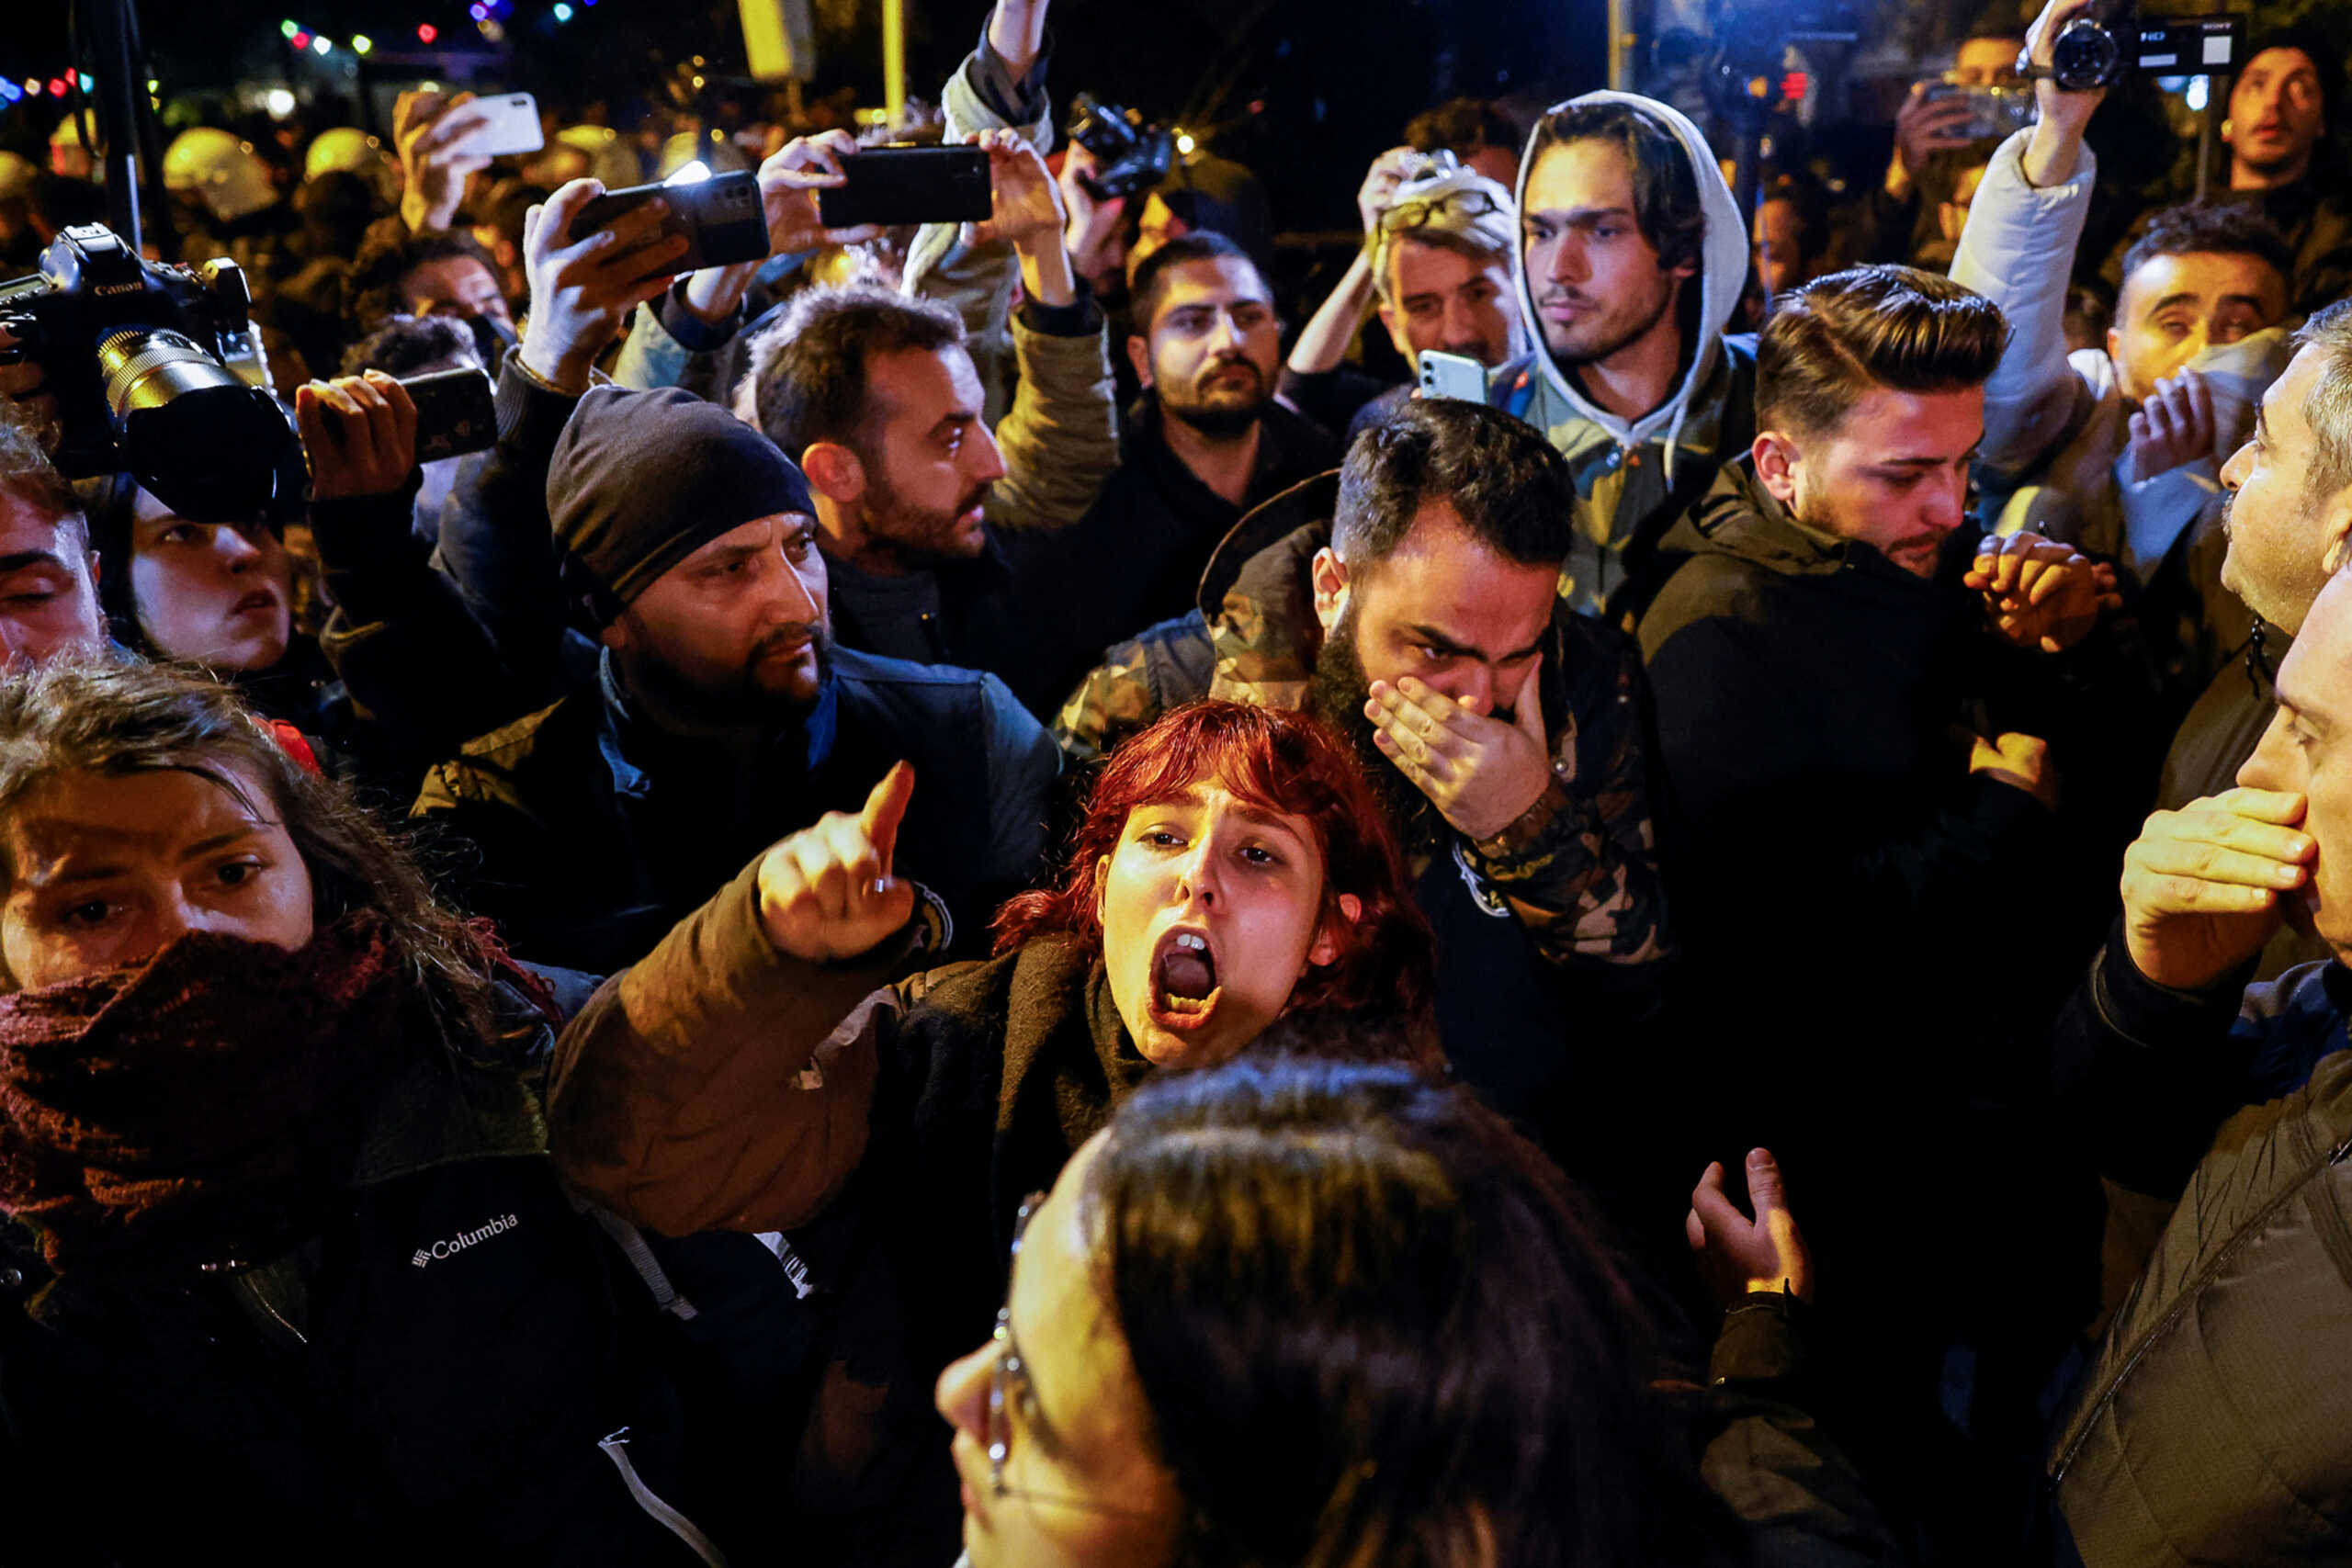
416, 22, 438, 42
352, 34, 372, 54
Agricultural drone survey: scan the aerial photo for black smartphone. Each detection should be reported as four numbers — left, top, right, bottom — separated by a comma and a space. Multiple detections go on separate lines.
399, 366, 498, 462
569, 171, 770, 282
817, 146, 993, 229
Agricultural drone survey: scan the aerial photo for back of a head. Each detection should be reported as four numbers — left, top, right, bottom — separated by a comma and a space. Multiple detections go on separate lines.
2120, 202, 2295, 301
1333, 397, 1577, 573
1085, 1056, 1717, 1568
1405, 97, 1520, 162
1758, 264, 2007, 437
746, 283, 966, 459
1128, 230, 1264, 333
340, 313, 481, 379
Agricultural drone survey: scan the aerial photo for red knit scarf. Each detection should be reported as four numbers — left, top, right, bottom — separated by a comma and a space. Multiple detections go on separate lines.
0, 914, 409, 1273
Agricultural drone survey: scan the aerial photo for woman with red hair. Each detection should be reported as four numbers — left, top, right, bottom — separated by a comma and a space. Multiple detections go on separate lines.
548, 699, 1434, 1565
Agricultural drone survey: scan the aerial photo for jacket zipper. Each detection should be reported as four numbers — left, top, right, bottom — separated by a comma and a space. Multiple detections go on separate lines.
598, 1427, 729, 1565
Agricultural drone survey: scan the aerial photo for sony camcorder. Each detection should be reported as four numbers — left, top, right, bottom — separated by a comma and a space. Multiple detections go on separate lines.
2042, 1, 2245, 92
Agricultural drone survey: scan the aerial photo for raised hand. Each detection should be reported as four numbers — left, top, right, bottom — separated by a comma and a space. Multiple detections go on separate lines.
968, 128, 1066, 251
1357, 145, 1423, 236
1365, 661, 1552, 843
752, 130, 885, 259
297, 370, 418, 500
2120, 787, 2312, 990
2125, 367, 2219, 484
757, 762, 920, 963
1885, 84, 1979, 201
1686, 1147, 1815, 1307
395, 89, 496, 233
1057, 141, 1127, 287
518, 178, 685, 393
1965, 530, 2120, 652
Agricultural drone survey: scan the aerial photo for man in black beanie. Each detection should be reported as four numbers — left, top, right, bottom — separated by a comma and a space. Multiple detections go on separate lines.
414, 386, 1059, 974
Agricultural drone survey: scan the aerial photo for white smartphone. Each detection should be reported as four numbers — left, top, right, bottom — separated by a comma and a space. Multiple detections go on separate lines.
1417, 349, 1488, 404
456, 91, 544, 158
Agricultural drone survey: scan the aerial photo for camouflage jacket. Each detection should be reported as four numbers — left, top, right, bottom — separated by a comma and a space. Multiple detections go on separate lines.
1057, 474, 1670, 974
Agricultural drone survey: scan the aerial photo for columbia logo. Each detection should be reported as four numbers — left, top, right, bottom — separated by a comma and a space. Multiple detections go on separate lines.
409, 1213, 523, 1269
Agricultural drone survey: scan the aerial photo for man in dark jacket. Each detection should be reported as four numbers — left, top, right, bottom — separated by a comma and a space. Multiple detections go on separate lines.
2046, 562, 2352, 1564
1039, 231, 1340, 662
1058, 398, 1672, 1207
414, 388, 1057, 976
1636, 264, 2148, 1551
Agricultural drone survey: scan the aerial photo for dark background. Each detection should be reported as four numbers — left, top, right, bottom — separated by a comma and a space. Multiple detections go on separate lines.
0, 0, 1608, 230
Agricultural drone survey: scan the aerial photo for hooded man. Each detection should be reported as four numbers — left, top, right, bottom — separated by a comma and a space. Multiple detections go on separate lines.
1483, 91, 1756, 626
414, 388, 1058, 976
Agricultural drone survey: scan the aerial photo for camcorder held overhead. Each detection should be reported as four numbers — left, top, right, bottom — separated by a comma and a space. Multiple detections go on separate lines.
0, 224, 502, 522
2032, 1, 2246, 92
1067, 94, 1175, 201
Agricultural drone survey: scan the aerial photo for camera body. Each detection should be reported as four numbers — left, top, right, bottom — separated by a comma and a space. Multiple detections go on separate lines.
0, 224, 302, 522
1068, 95, 1175, 201
2048, 2, 2245, 92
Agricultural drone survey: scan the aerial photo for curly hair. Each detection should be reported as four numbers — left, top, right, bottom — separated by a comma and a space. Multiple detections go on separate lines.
993, 701, 1434, 1030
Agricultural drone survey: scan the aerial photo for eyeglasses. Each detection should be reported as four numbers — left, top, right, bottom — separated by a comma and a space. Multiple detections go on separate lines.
1380, 186, 1505, 234
983, 1190, 1163, 1521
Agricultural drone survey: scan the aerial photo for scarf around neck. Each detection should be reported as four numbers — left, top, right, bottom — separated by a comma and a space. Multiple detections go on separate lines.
0, 913, 409, 1274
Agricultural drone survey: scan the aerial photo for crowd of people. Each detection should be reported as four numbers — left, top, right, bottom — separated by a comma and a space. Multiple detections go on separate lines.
0, 0, 2350, 1561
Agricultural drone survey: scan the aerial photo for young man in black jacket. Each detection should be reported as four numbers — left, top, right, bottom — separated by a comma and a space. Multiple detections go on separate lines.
1635, 263, 2149, 1552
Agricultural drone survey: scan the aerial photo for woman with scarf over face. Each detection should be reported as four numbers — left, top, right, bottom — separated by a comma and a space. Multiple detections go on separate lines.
547, 700, 1440, 1568
0, 658, 725, 1566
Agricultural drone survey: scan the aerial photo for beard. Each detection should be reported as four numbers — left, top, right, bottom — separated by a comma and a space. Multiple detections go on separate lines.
620, 619, 833, 736
1159, 355, 1272, 439
1306, 605, 1444, 850
1536, 266, 1677, 369
860, 467, 993, 571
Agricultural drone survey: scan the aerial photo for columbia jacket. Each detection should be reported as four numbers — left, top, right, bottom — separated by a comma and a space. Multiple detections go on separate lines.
1485, 91, 1758, 626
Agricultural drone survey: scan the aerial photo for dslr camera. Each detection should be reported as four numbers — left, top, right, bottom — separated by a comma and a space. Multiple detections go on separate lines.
2041, 1, 2245, 92
0, 224, 303, 522
1067, 95, 1175, 201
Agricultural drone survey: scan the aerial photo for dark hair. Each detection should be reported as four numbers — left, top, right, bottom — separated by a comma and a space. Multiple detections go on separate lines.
0, 409, 85, 555
2242, 25, 2343, 125
2294, 299, 2352, 507
1758, 169, 1832, 264
0, 657, 506, 1049
1527, 99, 1706, 276
1404, 96, 1521, 160
1758, 264, 2007, 437
1081, 1056, 1736, 1568
2118, 202, 2294, 305
745, 283, 966, 459
993, 701, 1434, 1029
340, 312, 482, 378
1333, 397, 1577, 574
1129, 231, 1265, 335
346, 223, 502, 336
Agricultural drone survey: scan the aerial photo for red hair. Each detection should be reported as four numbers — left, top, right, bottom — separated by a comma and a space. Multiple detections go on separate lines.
994, 702, 1434, 1024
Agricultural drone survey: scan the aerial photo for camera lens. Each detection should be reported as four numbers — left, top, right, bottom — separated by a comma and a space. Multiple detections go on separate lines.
2051, 16, 2122, 92
96, 326, 300, 520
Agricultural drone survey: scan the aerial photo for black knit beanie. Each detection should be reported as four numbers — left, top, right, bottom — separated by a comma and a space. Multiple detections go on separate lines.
547, 386, 815, 621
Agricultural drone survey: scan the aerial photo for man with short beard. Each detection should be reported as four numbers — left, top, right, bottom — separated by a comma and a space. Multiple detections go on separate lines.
1040, 231, 1340, 670
415, 388, 1058, 976
1056, 397, 1669, 1189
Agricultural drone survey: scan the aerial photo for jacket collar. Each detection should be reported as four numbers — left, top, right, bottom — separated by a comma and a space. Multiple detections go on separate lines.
593, 645, 840, 802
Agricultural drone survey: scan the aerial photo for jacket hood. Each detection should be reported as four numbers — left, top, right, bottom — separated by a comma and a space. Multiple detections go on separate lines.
1511, 91, 1749, 461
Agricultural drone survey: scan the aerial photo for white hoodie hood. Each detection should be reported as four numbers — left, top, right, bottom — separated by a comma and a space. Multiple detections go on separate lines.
1510, 90, 1750, 470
